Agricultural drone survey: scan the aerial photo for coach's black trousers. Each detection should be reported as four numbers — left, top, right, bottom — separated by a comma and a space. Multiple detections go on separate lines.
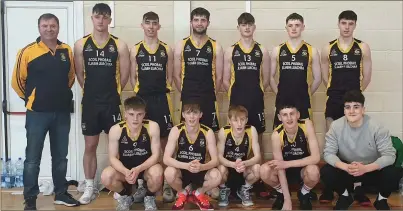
320, 164, 402, 197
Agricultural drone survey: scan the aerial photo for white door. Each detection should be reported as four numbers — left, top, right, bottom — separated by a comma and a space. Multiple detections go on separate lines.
3, 1, 83, 181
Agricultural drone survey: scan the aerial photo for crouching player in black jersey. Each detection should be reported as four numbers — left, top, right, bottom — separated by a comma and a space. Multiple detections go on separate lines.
216, 105, 261, 207
260, 104, 320, 210
100, 96, 163, 211
163, 103, 221, 210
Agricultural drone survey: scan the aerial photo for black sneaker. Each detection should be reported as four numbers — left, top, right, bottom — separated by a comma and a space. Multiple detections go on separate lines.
298, 191, 312, 210
354, 186, 371, 206
54, 192, 80, 207
309, 190, 318, 201
373, 197, 390, 210
319, 188, 334, 203
24, 197, 37, 210
272, 192, 284, 210
333, 194, 354, 210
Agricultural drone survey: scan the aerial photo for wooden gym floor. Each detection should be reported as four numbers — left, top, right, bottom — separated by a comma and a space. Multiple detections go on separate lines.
2, 188, 403, 210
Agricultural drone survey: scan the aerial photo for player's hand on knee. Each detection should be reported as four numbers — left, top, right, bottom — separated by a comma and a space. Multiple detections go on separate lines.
235, 159, 246, 173
125, 168, 139, 184
268, 160, 288, 170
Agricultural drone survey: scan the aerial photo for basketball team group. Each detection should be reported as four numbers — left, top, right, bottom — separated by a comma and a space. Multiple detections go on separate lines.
10, 2, 402, 211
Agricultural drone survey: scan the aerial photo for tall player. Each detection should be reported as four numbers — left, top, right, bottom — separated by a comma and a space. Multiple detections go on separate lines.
74, 3, 130, 205
173, 7, 224, 132
269, 13, 321, 129
129, 11, 175, 203
319, 10, 372, 204
223, 12, 270, 160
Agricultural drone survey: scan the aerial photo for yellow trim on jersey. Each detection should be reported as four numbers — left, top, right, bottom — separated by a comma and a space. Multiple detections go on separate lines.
358, 42, 364, 91
143, 40, 159, 54
166, 93, 174, 124
307, 43, 313, 104
160, 41, 173, 91
258, 43, 264, 92
276, 43, 285, 77
212, 39, 217, 91
326, 41, 337, 89
111, 36, 121, 95
228, 46, 235, 98
189, 35, 209, 49
133, 43, 142, 93
230, 128, 245, 146
215, 101, 220, 126
180, 39, 187, 91
90, 34, 111, 49
336, 38, 355, 54
245, 127, 253, 157
286, 40, 304, 54
238, 41, 254, 54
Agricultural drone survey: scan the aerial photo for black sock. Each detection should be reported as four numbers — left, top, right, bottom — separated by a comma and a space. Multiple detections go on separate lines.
146, 189, 155, 196
119, 183, 132, 196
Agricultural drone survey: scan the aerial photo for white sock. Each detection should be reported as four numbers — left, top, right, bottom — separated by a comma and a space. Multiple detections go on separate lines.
195, 189, 201, 196
274, 184, 283, 193
353, 182, 362, 190
219, 184, 226, 188
378, 193, 387, 200
85, 179, 94, 187
244, 181, 252, 188
342, 189, 349, 196
301, 184, 312, 195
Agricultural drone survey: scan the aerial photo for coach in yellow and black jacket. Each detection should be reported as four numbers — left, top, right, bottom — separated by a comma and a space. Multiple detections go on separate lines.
11, 13, 80, 209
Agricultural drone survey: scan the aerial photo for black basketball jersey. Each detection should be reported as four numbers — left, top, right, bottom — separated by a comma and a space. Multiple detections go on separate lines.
82, 34, 120, 105
229, 41, 264, 104
181, 36, 216, 101
275, 120, 310, 161
134, 40, 171, 96
118, 120, 152, 169
175, 123, 210, 164
327, 38, 363, 96
276, 41, 312, 108
223, 125, 253, 161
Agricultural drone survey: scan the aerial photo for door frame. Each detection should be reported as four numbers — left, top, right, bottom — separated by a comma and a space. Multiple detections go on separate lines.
1, 0, 84, 180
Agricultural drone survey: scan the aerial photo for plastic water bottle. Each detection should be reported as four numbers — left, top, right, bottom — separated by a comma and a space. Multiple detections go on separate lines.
14, 158, 24, 188
399, 176, 403, 196
5, 158, 15, 188
1, 158, 6, 188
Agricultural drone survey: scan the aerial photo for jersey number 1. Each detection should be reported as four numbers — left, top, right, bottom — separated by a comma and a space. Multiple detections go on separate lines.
96, 50, 104, 57
149, 55, 156, 62
112, 113, 122, 123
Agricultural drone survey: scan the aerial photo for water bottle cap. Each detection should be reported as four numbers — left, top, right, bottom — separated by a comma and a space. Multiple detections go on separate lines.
18, 157, 22, 160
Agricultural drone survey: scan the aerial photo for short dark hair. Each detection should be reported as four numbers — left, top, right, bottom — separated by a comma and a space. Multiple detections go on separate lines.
124, 96, 146, 111
238, 12, 255, 25
38, 13, 59, 26
343, 90, 365, 105
182, 103, 201, 113
92, 3, 111, 16
338, 10, 357, 22
191, 7, 210, 21
286, 13, 304, 24
277, 103, 299, 113
143, 11, 159, 22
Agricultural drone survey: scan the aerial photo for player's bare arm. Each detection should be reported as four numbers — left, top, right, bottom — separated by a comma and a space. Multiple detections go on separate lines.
242, 126, 261, 167
129, 45, 138, 90
361, 42, 372, 91
73, 38, 85, 89
201, 129, 219, 171
166, 45, 174, 87
173, 40, 184, 92
310, 47, 322, 95
285, 120, 320, 168
261, 46, 271, 91
108, 124, 130, 175
269, 46, 279, 94
117, 40, 131, 89
215, 42, 224, 93
136, 121, 161, 172
222, 46, 233, 92
320, 45, 330, 87
271, 131, 292, 208
163, 126, 189, 169
217, 127, 236, 168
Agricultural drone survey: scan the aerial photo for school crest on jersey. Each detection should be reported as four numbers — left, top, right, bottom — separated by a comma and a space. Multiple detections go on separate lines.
160, 50, 166, 57
60, 53, 66, 62
133, 141, 137, 148
199, 138, 205, 147
254, 49, 261, 57
109, 44, 116, 53
206, 46, 212, 54
302, 49, 308, 57
354, 48, 361, 55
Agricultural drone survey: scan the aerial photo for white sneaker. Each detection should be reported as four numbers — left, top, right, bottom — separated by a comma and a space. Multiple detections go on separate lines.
79, 186, 97, 205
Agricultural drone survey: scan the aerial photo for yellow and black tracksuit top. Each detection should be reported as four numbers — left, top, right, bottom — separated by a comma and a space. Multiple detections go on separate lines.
11, 37, 75, 112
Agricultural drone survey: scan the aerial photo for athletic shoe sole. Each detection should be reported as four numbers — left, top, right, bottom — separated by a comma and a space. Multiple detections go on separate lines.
54, 200, 79, 207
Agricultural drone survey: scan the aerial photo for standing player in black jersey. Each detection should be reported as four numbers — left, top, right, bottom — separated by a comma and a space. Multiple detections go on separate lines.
223, 12, 269, 160
129, 11, 175, 203
217, 105, 261, 207
269, 13, 321, 129
173, 7, 223, 132
319, 10, 372, 205
163, 103, 221, 210
74, 3, 130, 205
100, 96, 163, 211
260, 104, 320, 210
